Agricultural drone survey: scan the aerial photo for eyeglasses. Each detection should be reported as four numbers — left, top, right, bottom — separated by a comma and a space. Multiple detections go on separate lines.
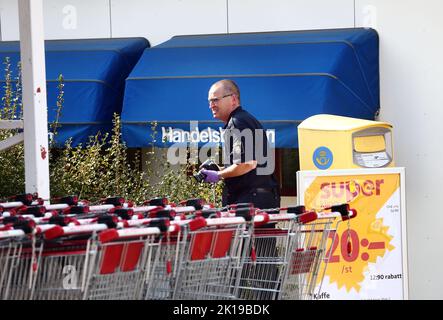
208, 94, 233, 104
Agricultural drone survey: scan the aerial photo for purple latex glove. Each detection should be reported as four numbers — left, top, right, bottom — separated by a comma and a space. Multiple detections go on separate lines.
201, 169, 220, 183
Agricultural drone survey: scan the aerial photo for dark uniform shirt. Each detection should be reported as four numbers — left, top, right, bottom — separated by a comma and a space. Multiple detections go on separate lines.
222, 106, 278, 201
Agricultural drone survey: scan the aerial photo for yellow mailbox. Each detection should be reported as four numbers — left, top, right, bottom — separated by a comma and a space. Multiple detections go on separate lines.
298, 114, 394, 170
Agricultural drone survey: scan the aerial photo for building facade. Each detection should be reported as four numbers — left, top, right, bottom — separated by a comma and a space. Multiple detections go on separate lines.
1, 0, 442, 299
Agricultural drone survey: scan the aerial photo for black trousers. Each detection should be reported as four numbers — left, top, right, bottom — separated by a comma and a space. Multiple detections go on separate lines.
222, 187, 280, 209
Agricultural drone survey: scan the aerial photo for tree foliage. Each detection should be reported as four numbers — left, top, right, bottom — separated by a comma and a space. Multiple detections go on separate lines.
0, 58, 223, 206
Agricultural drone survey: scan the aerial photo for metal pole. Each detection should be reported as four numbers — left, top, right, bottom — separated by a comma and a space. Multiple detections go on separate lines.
18, 0, 50, 200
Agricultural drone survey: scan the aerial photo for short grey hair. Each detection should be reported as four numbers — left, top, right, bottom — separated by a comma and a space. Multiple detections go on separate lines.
215, 79, 241, 103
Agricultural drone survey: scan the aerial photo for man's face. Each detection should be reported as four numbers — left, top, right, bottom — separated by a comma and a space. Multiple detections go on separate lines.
208, 84, 234, 123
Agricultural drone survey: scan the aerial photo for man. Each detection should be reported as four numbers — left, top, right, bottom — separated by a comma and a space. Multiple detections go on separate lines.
201, 79, 280, 210
201, 79, 281, 300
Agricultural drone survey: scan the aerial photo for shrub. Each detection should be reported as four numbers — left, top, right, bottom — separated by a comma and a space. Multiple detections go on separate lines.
0, 58, 25, 196
0, 57, 223, 206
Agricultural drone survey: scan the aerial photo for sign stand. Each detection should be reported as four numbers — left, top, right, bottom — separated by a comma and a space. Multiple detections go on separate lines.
297, 167, 408, 300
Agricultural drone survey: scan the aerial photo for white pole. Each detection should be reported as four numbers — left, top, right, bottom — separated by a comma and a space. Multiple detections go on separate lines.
18, 0, 50, 200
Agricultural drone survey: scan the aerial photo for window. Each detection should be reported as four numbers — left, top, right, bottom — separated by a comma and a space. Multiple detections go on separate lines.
274, 148, 299, 196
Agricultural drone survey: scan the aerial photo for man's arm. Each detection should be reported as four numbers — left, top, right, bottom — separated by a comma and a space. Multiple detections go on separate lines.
218, 160, 257, 179
200, 161, 257, 183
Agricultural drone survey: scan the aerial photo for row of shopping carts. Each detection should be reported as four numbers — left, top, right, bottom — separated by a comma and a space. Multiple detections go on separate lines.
0, 194, 356, 300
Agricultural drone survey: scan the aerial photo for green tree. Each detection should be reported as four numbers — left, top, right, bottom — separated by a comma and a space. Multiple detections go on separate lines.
1, 57, 223, 206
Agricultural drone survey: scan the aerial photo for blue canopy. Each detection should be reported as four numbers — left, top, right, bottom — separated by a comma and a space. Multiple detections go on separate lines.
0, 38, 149, 146
121, 28, 379, 148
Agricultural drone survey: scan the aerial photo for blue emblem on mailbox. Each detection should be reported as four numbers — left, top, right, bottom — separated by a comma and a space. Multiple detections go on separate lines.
313, 146, 333, 170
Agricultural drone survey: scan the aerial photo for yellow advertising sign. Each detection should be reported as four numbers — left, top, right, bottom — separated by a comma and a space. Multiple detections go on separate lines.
297, 168, 408, 299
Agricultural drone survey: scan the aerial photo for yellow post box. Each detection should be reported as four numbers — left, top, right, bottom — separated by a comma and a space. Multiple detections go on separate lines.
298, 114, 394, 170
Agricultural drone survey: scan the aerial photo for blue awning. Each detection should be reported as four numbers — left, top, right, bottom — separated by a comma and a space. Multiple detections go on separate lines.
121, 28, 379, 148
0, 38, 149, 146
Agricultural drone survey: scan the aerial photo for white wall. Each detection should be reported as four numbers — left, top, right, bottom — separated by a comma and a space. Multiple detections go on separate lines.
0, 0, 111, 40
0, 0, 353, 44
0, 0, 227, 44
355, 0, 443, 300
1, 0, 442, 299
228, 0, 354, 33
111, 0, 227, 46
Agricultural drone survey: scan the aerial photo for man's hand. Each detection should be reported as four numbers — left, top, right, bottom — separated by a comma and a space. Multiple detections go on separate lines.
201, 169, 221, 183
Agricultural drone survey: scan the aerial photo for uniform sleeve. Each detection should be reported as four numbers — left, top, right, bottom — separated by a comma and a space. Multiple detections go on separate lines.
231, 133, 244, 164
225, 117, 255, 165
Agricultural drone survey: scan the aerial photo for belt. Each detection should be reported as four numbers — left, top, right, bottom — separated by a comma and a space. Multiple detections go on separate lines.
226, 187, 275, 198
254, 188, 274, 193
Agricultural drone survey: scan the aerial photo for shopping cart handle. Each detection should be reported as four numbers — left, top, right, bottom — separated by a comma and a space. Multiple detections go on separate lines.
146, 197, 168, 207
235, 207, 254, 221
287, 205, 306, 215
330, 204, 357, 220
48, 215, 71, 227
205, 216, 246, 226
183, 198, 205, 210
188, 216, 207, 231
168, 224, 181, 234
98, 229, 119, 243
89, 204, 115, 212
99, 227, 162, 243
17, 205, 46, 217
124, 217, 152, 227
172, 206, 198, 214
253, 213, 270, 226
348, 208, 357, 220
0, 229, 26, 239
109, 208, 134, 220
2, 215, 22, 224
102, 197, 125, 206
317, 206, 357, 220
42, 225, 64, 239
10, 193, 34, 206
51, 195, 79, 206
13, 220, 35, 234
63, 205, 90, 214
43, 224, 109, 240
0, 201, 26, 209
267, 213, 297, 222
195, 209, 219, 219
97, 214, 118, 228
262, 208, 280, 214
45, 203, 70, 211
298, 211, 318, 224
131, 205, 161, 213
229, 203, 254, 209
1, 209, 17, 217
150, 209, 176, 220
147, 218, 170, 232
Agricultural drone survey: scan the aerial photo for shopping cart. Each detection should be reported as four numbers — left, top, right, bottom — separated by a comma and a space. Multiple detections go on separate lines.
0, 195, 155, 300
172, 216, 249, 300
141, 214, 189, 300
1, 229, 25, 299
233, 208, 316, 300
205, 203, 356, 301
30, 223, 109, 300
134, 207, 232, 300
2, 194, 355, 301
85, 222, 178, 300
0, 222, 42, 300
280, 204, 357, 300
31, 219, 174, 300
